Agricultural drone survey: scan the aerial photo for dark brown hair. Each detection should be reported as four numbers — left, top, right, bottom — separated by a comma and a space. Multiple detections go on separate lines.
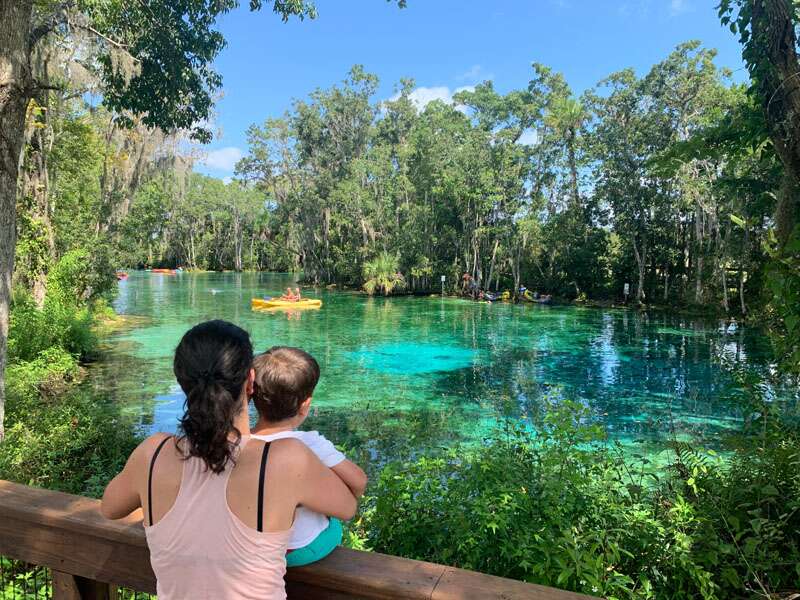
252, 346, 320, 422
174, 320, 253, 473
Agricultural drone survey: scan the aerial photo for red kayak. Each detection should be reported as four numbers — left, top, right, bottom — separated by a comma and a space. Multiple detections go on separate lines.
116, 271, 128, 280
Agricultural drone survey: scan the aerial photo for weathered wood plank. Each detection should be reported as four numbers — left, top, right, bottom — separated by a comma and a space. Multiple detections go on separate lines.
0, 480, 597, 599
432, 567, 595, 600
52, 571, 112, 600
0, 507, 156, 593
289, 547, 444, 599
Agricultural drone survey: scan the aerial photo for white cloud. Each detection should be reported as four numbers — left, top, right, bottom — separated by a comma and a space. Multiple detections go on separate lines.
456, 65, 494, 84
517, 129, 539, 146
222, 176, 233, 185
669, 0, 690, 15
198, 146, 243, 172
389, 85, 475, 113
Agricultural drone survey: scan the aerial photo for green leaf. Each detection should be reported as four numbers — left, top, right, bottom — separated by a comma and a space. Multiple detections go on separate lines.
729, 214, 746, 227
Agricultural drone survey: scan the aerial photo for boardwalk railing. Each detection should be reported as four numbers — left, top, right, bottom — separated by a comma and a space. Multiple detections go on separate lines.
0, 480, 596, 599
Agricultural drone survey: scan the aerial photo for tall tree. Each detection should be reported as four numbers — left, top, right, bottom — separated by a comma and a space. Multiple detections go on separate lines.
720, 0, 800, 245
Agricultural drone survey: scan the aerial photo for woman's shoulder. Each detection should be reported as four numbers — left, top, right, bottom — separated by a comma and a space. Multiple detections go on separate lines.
131, 432, 179, 465
256, 436, 316, 469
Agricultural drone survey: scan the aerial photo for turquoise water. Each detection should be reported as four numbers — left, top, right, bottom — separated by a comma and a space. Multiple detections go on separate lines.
89, 272, 791, 466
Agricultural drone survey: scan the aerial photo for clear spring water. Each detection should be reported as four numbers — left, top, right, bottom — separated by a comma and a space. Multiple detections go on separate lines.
88, 271, 793, 467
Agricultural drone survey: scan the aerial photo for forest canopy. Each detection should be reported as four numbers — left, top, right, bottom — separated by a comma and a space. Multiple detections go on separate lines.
116, 44, 773, 317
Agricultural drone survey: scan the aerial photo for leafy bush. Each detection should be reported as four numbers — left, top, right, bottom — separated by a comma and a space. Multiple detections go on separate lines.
2, 260, 139, 498
764, 226, 800, 374
9, 247, 116, 363
8, 291, 96, 363
363, 252, 406, 296
47, 247, 117, 307
359, 399, 800, 599
0, 350, 140, 498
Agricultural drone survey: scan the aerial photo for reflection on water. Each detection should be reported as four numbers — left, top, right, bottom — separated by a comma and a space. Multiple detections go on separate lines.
89, 272, 795, 468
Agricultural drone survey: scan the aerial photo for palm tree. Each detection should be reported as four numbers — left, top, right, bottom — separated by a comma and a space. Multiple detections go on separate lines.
546, 96, 587, 208
363, 252, 405, 296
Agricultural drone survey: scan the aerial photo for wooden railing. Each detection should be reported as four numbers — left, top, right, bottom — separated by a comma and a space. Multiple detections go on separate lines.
0, 480, 596, 599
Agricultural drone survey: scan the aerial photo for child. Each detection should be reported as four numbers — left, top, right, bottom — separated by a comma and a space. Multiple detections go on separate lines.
250, 346, 367, 567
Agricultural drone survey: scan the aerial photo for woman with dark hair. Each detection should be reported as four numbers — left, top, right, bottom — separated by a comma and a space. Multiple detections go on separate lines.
101, 320, 357, 600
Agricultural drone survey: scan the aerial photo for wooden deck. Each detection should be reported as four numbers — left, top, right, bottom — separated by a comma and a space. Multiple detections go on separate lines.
0, 479, 597, 599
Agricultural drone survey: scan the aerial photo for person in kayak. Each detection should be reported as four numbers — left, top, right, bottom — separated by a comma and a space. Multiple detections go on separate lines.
281, 288, 299, 302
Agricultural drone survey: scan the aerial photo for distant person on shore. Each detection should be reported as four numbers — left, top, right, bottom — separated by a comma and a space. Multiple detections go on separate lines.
251, 346, 368, 567
100, 320, 357, 599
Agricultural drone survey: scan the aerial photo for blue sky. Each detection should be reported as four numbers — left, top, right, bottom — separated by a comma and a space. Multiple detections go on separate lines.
195, 0, 746, 179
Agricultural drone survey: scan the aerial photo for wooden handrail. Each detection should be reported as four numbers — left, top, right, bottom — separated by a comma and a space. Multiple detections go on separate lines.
0, 480, 596, 599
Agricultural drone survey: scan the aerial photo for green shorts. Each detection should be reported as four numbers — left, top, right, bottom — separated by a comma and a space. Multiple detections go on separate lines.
285, 517, 342, 567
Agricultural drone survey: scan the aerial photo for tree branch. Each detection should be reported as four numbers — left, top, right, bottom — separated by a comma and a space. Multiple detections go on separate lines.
28, 1, 74, 51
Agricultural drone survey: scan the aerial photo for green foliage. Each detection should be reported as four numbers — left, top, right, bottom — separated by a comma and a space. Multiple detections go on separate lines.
0, 557, 50, 599
8, 292, 96, 364
81, 0, 314, 143
47, 248, 116, 307
3, 274, 139, 498
363, 252, 405, 295
360, 399, 800, 599
0, 349, 140, 498
7, 248, 120, 364
764, 226, 800, 373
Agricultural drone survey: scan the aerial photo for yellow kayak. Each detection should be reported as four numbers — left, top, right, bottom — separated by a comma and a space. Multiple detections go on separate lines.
251, 298, 322, 310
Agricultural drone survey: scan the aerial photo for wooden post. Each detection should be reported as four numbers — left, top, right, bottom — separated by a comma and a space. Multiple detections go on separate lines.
52, 571, 112, 600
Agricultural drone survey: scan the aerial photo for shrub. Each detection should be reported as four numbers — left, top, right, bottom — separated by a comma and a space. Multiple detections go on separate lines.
47, 247, 117, 307
359, 399, 800, 599
0, 349, 140, 498
8, 289, 96, 363
363, 252, 406, 296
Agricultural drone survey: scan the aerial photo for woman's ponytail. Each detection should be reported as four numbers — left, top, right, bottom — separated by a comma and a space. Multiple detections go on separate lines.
174, 320, 253, 473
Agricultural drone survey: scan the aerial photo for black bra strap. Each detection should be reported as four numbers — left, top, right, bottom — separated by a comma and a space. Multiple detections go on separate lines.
256, 442, 271, 532
148, 436, 172, 526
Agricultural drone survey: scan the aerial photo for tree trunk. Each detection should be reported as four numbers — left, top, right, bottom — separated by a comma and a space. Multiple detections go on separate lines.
694, 201, 704, 304
568, 136, 580, 210
740, 224, 749, 315
751, 0, 800, 246
721, 267, 729, 314
0, 0, 35, 440
632, 236, 646, 303
486, 239, 499, 292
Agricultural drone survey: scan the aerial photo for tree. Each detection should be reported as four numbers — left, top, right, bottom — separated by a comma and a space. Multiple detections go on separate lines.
363, 252, 405, 295
0, 0, 406, 439
720, 0, 800, 370
720, 0, 800, 246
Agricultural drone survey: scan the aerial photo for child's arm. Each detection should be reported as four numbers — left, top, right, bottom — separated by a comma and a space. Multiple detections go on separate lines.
331, 460, 368, 498
302, 431, 368, 498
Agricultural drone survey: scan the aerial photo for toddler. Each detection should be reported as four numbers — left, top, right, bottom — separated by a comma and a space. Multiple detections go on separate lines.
250, 346, 367, 566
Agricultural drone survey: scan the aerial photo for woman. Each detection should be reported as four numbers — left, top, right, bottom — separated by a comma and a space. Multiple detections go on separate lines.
101, 320, 357, 599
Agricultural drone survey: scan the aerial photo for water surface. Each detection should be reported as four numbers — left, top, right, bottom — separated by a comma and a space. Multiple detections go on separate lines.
89, 272, 790, 467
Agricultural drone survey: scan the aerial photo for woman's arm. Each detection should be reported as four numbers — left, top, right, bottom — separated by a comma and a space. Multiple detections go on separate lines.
101, 434, 162, 519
